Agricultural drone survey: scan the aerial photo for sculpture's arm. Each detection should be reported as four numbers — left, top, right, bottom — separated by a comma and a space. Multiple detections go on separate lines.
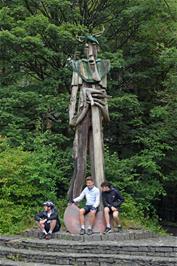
75, 105, 89, 126
69, 85, 78, 127
94, 101, 110, 123
103, 97, 110, 123
69, 86, 90, 127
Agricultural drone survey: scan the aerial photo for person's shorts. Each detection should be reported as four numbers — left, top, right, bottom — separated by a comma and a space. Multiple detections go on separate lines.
84, 205, 98, 215
44, 221, 61, 233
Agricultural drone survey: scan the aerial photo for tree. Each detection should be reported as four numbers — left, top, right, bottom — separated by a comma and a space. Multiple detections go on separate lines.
1, 0, 177, 233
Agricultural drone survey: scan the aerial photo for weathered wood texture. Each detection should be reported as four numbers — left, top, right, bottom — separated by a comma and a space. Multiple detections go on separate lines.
68, 38, 110, 202
91, 105, 104, 187
68, 111, 91, 201
69, 85, 78, 126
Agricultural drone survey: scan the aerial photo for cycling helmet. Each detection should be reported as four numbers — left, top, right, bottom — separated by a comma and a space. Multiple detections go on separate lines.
43, 201, 54, 208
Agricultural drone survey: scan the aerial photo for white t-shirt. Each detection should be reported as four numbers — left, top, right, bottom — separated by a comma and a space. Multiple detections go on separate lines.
73, 186, 100, 208
46, 211, 52, 223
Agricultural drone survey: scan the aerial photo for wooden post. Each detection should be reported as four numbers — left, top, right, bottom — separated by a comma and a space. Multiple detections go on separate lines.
91, 105, 105, 188
89, 129, 95, 180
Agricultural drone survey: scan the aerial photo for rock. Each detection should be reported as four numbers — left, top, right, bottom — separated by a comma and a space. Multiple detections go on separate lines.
64, 204, 106, 234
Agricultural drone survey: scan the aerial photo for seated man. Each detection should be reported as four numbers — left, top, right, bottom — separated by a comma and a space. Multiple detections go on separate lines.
72, 176, 100, 235
35, 201, 61, 240
101, 181, 124, 233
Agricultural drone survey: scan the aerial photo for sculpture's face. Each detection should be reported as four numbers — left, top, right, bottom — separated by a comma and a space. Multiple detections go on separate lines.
84, 42, 98, 64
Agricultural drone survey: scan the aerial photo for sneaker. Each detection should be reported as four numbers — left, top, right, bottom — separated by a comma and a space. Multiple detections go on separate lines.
117, 225, 122, 232
45, 233, 52, 240
87, 228, 93, 235
104, 227, 112, 234
80, 228, 86, 235
39, 232, 46, 239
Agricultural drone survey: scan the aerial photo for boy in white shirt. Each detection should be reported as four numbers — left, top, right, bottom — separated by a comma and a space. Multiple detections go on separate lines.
72, 176, 100, 235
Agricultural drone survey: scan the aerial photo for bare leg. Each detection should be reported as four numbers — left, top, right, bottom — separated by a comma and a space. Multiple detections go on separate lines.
88, 210, 96, 228
80, 208, 86, 227
37, 222, 45, 232
37, 222, 47, 239
112, 210, 120, 226
104, 207, 111, 227
49, 220, 57, 233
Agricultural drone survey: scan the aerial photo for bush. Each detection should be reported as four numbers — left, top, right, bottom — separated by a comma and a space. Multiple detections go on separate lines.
0, 137, 69, 234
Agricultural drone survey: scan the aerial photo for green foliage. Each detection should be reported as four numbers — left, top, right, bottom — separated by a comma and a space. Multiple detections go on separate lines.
0, 137, 71, 234
104, 147, 166, 214
1, 0, 177, 233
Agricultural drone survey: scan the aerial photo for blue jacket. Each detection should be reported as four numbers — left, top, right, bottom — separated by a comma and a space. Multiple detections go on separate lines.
102, 188, 124, 208
35, 207, 61, 226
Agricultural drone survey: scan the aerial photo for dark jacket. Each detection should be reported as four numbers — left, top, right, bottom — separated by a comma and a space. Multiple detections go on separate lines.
35, 207, 61, 226
102, 188, 124, 209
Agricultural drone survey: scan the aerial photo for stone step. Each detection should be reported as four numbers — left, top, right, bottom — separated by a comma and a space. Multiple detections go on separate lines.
0, 259, 64, 266
0, 246, 177, 266
0, 236, 177, 258
22, 229, 157, 242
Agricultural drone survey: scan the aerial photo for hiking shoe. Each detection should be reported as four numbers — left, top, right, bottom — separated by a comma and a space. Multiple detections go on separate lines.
104, 227, 112, 234
39, 232, 46, 239
117, 225, 122, 232
45, 233, 52, 240
80, 228, 86, 235
87, 228, 93, 235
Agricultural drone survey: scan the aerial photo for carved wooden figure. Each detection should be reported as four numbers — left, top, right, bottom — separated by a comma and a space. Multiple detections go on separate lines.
68, 35, 110, 201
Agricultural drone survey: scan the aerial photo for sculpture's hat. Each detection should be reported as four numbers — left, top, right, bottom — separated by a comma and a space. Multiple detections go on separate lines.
85, 35, 99, 45
78, 35, 99, 45
76, 26, 104, 45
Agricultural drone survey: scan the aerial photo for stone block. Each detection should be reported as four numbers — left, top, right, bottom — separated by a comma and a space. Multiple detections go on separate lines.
64, 205, 106, 234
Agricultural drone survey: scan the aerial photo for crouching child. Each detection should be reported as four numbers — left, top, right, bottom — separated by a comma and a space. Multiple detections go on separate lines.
35, 201, 61, 240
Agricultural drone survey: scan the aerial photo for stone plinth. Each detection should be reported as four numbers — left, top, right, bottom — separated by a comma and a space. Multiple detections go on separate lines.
64, 204, 106, 234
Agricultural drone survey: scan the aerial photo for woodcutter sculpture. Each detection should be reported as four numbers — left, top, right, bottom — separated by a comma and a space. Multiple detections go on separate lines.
68, 34, 110, 201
